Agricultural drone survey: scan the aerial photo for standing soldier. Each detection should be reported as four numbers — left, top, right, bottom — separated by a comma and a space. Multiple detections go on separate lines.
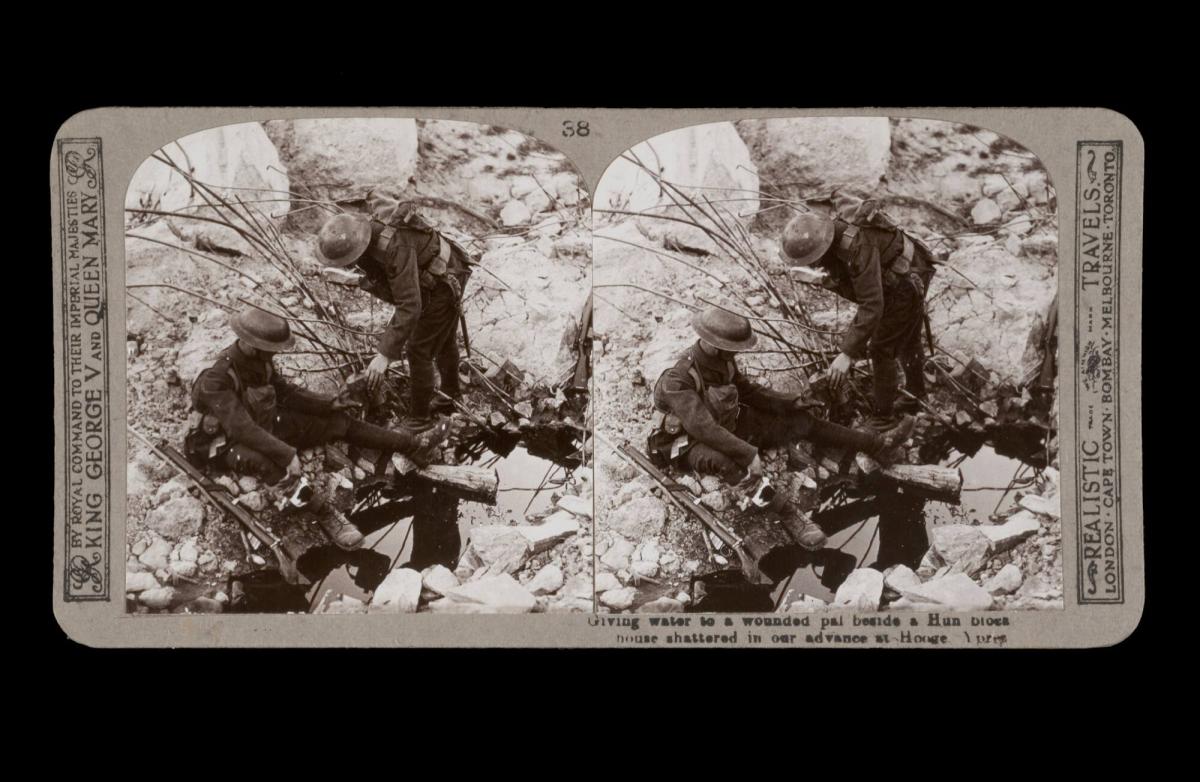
316, 193, 473, 430
779, 199, 935, 427
649, 306, 914, 549
188, 305, 448, 550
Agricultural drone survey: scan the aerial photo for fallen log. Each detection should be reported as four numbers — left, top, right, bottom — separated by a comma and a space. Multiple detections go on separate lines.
390, 453, 499, 505
855, 454, 963, 499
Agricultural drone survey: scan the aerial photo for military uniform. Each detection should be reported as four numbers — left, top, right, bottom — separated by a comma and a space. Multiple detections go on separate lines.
191, 343, 423, 484
812, 219, 934, 419
356, 194, 473, 418
650, 340, 880, 484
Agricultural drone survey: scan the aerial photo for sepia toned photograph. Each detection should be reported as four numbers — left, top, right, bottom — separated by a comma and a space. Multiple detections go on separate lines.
123, 118, 593, 615
592, 117, 1062, 613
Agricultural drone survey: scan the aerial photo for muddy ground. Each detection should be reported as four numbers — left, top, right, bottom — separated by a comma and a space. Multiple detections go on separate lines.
592, 117, 1062, 613
124, 119, 593, 614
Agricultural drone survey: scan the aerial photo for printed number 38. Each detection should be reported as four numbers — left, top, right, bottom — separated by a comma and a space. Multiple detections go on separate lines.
562, 121, 590, 137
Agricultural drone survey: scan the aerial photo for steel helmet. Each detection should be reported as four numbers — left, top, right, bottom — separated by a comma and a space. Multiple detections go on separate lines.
316, 213, 372, 267
691, 306, 757, 352
230, 305, 295, 352
779, 213, 836, 266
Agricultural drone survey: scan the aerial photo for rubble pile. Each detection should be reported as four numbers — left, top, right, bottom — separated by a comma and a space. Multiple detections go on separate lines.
593, 117, 1060, 613
125, 119, 591, 614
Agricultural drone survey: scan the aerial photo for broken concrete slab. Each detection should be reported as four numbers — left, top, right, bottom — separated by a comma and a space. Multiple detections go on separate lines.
833, 568, 884, 610
515, 511, 580, 553
978, 511, 1042, 552
555, 494, 592, 518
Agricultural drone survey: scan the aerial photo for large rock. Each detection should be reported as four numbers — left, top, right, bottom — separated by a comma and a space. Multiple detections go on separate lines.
526, 564, 565, 596
137, 587, 176, 610
263, 118, 419, 232
978, 512, 1042, 552
467, 526, 532, 575
599, 587, 637, 611
428, 574, 537, 614
901, 574, 994, 611
608, 496, 669, 540
556, 494, 592, 518
599, 536, 635, 573
833, 568, 884, 610
930, 525, 993, 575
1019, 494, 1060, 518
422, 565, 460, 597
125, 571, 160, 594
145, 494, 206, 542
138, 537, 174, 572
125, 122, 289, 218
983, 564, 1024, 595
883, 565, 922, 594
736, 117, 890, 195
637, 597, 684, 613
369, 568, 423, 613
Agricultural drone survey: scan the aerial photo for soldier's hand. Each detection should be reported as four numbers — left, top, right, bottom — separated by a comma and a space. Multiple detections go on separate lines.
746, 453, 764, 481
366, 353, 391, 393
828, 352, 853, 390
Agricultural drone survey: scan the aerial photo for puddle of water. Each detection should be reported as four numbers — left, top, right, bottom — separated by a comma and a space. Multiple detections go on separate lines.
224, 432, 582, 613
765, 444, 1040, 608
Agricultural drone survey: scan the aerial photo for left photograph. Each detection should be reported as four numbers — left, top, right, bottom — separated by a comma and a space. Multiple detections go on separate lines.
123, 118, 594, 615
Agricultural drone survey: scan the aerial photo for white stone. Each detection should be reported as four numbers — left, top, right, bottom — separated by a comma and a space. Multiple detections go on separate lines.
237, 491, 267, 512
930, 525, 992, 575
599, 587, 637, 611
631, 560, 659, 579
144, 496, 205, 542
983, 564, 1024, 595
595, 572, 622, 593
978, 511, 1042, 551
555, 494, 592, 518
902, 574, 994, 611
609, 495, 669, 539
125, 571, 160, 593
599, 537, 635, 573
833, 568, 884, 610
169, 560, 198, 579
369, 568, 423, 613
319, 595, 367, 614
138, 537, 174, 572
422, 565, 460, 597
138, 587, 176, 610
499, 200, 533, 226
526, 564, 565, 596
971, 198, 1002, 225
515, 512, 581, 553
429, 574, 537, 614
883, 565, 922, 594
467, 526, 532, 574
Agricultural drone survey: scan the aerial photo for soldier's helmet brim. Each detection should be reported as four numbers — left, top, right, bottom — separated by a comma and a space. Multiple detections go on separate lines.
230, 310, 295, 353
315, 214, 372, 268
779, 214, 836, 266
691, 309, 758, 352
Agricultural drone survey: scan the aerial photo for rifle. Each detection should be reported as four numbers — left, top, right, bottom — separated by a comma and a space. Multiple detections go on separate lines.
571, 293, 593, 393
614, 441, 773, 585
129, 427, 309, 586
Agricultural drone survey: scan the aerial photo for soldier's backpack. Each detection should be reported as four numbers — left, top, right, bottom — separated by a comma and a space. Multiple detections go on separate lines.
830, 192, 937, 287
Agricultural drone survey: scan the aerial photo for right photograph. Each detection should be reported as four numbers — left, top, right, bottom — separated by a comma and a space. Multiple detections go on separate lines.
592, 117, 1061, 614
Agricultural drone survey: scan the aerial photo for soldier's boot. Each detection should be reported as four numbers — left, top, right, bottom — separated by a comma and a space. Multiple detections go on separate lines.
782, 514, 828, 551
429, 393, 460, 416
319, 510, 364, 551
410, 419, 451, 466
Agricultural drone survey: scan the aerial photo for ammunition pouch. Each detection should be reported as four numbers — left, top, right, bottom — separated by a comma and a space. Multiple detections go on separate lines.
647, 409, 689, 468
184, 411, 229, 467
